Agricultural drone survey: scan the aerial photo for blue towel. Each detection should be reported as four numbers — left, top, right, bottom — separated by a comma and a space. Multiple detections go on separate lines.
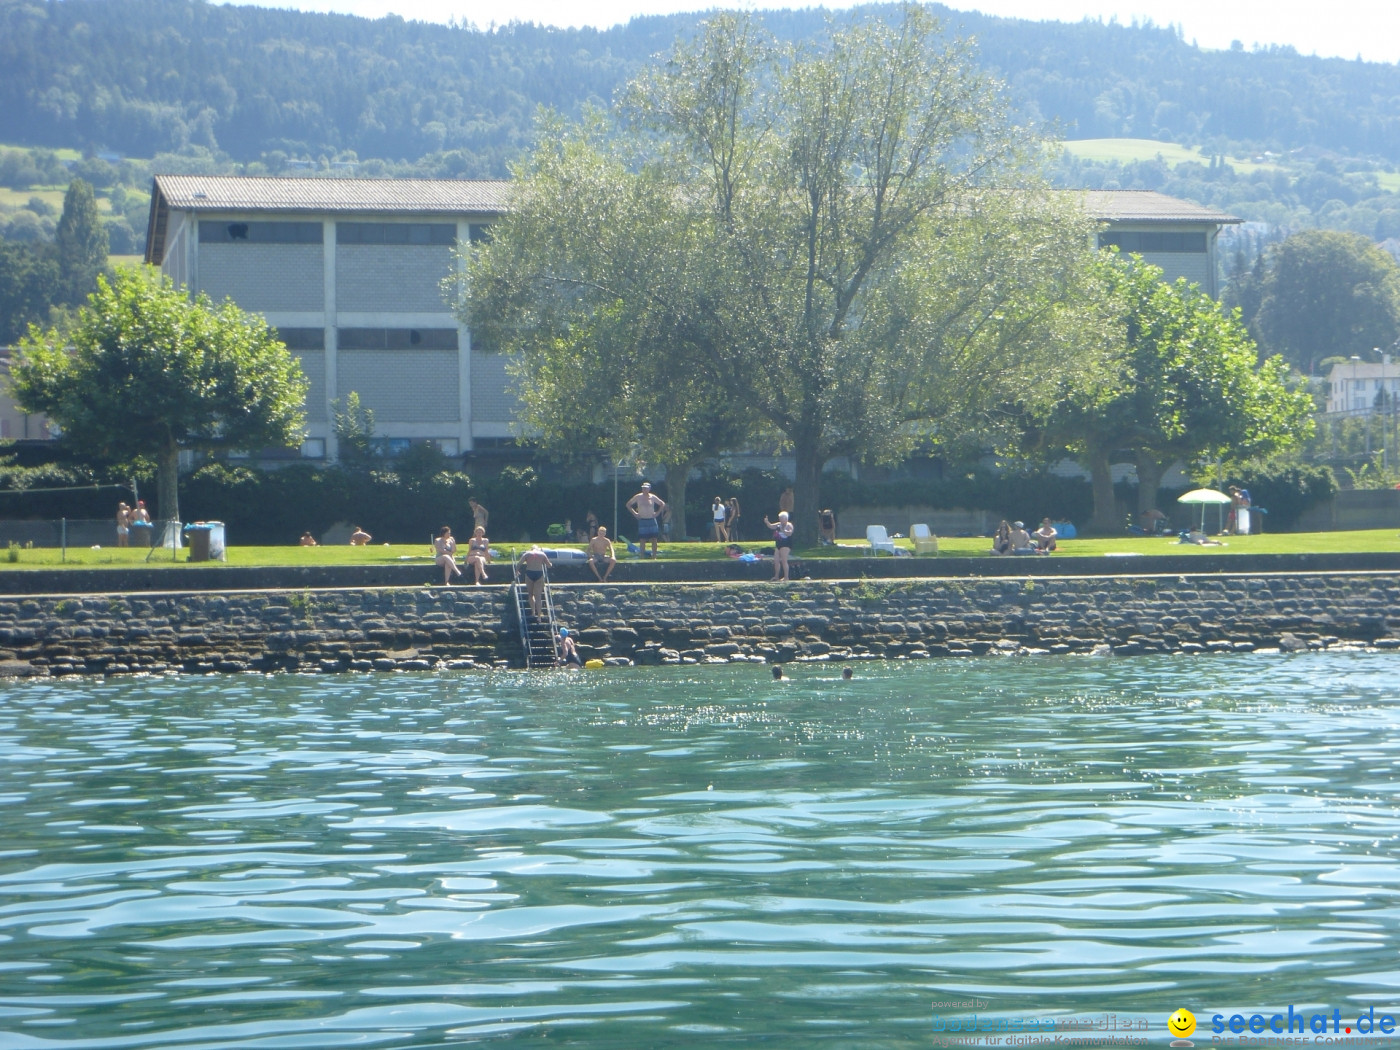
626, 540, 641, 555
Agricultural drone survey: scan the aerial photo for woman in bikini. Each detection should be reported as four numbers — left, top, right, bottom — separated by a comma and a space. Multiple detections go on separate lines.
466, 525, 492, 585
763, 509, 795, 582
434, 526, 462, 585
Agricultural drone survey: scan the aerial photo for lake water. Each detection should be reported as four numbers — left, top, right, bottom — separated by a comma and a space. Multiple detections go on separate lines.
2, 654, 1400, 1048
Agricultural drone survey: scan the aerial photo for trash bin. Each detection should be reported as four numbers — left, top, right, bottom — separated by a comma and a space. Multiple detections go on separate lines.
206, 521, 226, 561
184, 523, 213, 563
130, 521, 154, 548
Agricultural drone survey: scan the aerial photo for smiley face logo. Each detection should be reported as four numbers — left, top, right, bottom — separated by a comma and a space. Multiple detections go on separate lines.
1168, 1008, 1196, 1038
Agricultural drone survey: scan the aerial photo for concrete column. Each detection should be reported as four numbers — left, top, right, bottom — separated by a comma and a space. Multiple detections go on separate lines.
457, 220, 472, 453
323, 218, 338, 461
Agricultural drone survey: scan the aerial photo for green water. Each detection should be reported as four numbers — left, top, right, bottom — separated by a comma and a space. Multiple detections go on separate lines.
2, 654, 1400, 1047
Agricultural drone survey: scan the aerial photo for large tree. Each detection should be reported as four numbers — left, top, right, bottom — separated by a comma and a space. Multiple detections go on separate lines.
1253, 230, 1400, 375
1041, 256, 1314, 531
10, 267, 309, 524
54, 178, 108, 306
467, 8, 1103, 543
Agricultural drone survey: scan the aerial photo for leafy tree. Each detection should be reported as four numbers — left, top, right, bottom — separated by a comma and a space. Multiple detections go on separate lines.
469, 9, 1103, 543
0, 241, 61, 343
9, 267, 309, 524
331, 391, 377, 471
463, 114, 761, 540
1253, 230, 1400, 374
1039, 256, 1315, 530
54, 179, 108, 305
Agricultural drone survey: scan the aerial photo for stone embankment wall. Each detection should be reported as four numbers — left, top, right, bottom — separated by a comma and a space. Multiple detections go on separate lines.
1, 573, 1398, 678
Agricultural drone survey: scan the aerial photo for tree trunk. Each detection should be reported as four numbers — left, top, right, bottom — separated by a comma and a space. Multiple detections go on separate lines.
1135, 453, 1167, 518
157, 436, 180, 527
1088, 448, 1119, 534
791, 440, 824, 548
663, 463, 692, 542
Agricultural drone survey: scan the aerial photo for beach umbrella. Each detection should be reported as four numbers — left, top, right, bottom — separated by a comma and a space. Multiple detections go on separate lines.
1177, 488, 1232, 532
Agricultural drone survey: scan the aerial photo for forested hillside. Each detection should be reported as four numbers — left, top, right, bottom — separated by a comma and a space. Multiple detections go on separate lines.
3, 0, 1400, 169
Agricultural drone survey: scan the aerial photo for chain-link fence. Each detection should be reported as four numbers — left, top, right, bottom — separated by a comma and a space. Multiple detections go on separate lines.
0, 518, 186, 560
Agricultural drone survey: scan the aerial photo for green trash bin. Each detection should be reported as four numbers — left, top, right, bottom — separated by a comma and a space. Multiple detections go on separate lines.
184, 523, 212, 563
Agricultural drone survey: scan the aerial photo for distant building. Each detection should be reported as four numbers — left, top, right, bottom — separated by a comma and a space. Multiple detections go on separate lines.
1079, 190, 1240, 297
0, 352, 52, 442
145, 175, 509, 462
145, 177, 1241, 464
1326, 357, 1400, 415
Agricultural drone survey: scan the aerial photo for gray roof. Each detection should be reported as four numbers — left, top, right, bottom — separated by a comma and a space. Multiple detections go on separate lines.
150, 174, 510, 214
1077, 190, 1241, 225
146, 174, 511, 265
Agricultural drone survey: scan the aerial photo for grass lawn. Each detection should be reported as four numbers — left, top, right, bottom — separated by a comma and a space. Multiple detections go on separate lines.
1058, 138, 1285, 176
3, 529, 1398, 571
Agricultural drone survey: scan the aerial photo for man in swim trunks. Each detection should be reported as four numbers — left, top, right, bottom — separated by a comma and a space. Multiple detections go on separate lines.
520, 544, 552, 618
626, 482, 666, 559
588, 526, 616, 582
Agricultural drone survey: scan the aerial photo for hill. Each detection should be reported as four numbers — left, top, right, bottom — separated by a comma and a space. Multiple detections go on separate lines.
2, 0, 1400, 170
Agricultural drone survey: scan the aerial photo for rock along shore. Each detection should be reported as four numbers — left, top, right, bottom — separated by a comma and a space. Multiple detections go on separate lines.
1, 572, 1398, 678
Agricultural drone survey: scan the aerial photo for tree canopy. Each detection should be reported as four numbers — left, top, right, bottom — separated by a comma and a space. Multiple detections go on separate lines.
1251, 230, 1400, 374
9, 267, 309, 524
467, 7, 1104, 542
1038, 255, 1315, 529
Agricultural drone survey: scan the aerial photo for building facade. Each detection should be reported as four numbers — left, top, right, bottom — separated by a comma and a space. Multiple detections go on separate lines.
145, 178, 1240, 463
1080, 190, 1239, 297
145, 175, 511, 461
1326, 357, 1400, 415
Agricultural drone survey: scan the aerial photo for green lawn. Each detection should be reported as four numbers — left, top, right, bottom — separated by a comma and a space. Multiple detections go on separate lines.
1058, 138, 1285, 176
3, 529, 1398, 570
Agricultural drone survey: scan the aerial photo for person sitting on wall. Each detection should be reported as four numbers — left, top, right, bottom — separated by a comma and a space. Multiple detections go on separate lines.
349, 526, 372, 545
588, 526, 617, 582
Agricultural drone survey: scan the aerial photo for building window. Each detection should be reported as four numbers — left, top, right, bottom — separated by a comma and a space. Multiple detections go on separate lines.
301, 438, 326, 459
337, 223, 456, 245
338, 328, 459, 350
199, 221, 323, 244
274, 327, 325, 350
468, 223, 493, 244
1098, 231, 1207, 253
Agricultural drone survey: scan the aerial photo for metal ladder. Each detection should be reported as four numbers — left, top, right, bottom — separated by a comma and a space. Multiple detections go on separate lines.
511, 556, 561, 668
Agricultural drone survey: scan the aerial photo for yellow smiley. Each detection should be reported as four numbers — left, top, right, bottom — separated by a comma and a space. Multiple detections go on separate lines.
1168, 1008, 1196, 1038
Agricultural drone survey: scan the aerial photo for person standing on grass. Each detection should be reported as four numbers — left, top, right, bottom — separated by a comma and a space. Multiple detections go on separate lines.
469, 498, 489, 534
764, 509, 795, 582
726, 496, 741, 541
434, 525, 462, 585
626, 482, 665, 559
712, 496, 729, 542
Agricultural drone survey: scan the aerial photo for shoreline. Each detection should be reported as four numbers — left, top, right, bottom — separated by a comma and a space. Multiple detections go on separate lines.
2, 570, 1398, 678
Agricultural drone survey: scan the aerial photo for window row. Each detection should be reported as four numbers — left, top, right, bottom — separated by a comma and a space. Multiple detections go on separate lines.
1098, 231, 1208, 253
274, 327, 459, 351
198, 221, 494, 245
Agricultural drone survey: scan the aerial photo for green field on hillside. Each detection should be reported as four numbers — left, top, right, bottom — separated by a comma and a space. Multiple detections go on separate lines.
3, 529, 1397, 571
1059, 138, 1283, 175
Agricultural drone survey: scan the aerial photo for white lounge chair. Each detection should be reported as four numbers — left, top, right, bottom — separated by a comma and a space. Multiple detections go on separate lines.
911, 523, 938, 555
866, 525, 897, 556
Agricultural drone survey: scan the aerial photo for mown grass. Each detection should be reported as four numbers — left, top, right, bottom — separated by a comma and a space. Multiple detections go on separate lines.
3, 529, 1397, 570
1058, 138, 1285, 175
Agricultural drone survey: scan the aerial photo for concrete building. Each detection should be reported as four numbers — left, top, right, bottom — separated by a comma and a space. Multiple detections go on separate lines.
1326, 357, 1400, 415
144, 177, 1240, 464
145, 175, 511, 461
1079, 190, 1239, 297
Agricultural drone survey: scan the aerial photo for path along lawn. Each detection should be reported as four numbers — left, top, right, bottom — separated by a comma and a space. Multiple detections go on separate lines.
3, 530, 1398, 569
